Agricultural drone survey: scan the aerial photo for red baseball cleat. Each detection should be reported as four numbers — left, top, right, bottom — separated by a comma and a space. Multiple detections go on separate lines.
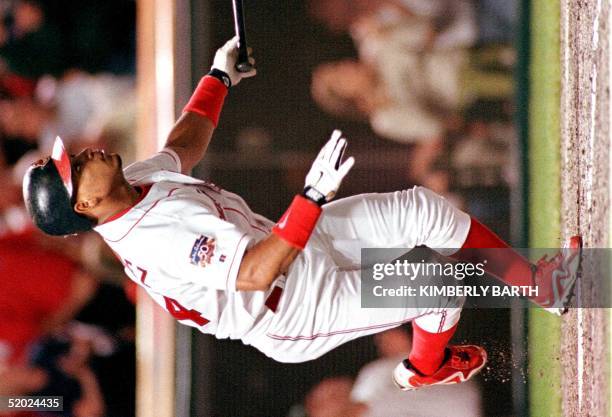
531, 235, 582, 315
392, 345, 487, 390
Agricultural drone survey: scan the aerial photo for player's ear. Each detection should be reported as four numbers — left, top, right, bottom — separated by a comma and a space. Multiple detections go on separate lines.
74, 197, 101, 215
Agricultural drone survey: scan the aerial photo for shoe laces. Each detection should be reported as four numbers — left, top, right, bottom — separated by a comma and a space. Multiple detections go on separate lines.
535, 254, 548, 268
535, 251, 564, 275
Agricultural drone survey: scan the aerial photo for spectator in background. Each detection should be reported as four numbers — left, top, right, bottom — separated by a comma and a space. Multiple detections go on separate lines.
0, 0, 135, 86
32, 327, 106, 417
0, 233, 98, 417
0, 366, 48, 396
0, 141, 31, 236
312, 58, 447, 144
305, 377, 366, 417
308, 0, 477, 45
311, 51, 513, 147
31, 282, 136, 417
73, 283, 136, 417
0, 0, 137, 169
450, 115, 514, 189
350, 0, 478, 56
307, 0, 382, 34
0, 0, 63, 96
0, 244, 135, 416
311, 0, 514, 145
0, 72, 135, 158
0, 235, 97, 368
304, 327, 483, 417
0, 2, 136, 414
353, 327, 483, 417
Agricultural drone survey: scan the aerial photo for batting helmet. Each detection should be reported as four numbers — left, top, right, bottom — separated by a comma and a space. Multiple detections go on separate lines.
22, 137, 93, 236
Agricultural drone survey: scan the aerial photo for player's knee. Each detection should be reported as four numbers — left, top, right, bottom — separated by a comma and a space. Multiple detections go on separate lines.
410, 186, 469, 246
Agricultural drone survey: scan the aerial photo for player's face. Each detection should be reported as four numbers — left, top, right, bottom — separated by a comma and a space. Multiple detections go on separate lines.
71, 147, 123, 201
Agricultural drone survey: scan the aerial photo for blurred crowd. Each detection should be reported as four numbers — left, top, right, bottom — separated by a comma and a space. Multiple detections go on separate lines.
310, 0, 518, 236
0, 1, 136, 416
296, 327, 483, 417
300, 0, 517, 416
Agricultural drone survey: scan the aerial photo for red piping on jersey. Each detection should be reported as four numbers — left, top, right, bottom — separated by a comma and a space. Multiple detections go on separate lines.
102, 185, 152, 224
196, 188, 226, 219
102, 187, 180, 243
222, 207, 269, 234
226, 234, 249, 289
196, 188, 269, 235
265, 317, 421, 341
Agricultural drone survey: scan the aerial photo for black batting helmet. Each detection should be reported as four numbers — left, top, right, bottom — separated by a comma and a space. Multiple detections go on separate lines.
22, 137, 93, 236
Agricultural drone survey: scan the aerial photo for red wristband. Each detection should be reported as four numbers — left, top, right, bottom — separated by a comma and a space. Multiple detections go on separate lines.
183, 76, 228, 126
272, 195, 322, 249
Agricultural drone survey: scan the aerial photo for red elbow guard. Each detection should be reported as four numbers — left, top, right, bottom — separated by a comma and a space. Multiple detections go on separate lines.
272, 195, 322, 249
183, 75, 228, 126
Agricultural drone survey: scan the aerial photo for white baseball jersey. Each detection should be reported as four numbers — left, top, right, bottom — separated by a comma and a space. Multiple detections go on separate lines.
94, 150, 471, 362
94, 149, 277, 339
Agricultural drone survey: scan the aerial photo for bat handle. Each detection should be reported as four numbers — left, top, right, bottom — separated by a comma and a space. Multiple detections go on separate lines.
236, 47, 253, 73
236, 62, 254, 73
233, 0, 253, 73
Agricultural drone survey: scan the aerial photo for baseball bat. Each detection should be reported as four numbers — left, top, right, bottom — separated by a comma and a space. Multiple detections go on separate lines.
232, 0, 254, 72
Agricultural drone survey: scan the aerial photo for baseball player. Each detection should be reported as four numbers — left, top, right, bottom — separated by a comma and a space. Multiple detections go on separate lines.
23, 37, 581, 390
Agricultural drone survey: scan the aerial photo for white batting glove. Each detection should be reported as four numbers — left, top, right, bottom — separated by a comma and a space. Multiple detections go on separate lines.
304, 130, 355, 205
211, 36, 256, 86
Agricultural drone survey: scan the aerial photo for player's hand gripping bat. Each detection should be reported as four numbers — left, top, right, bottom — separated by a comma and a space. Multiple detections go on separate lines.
232, 0, 254, 72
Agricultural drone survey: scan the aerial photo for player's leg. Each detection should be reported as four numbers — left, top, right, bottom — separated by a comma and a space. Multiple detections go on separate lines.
392, 311, 487, 390
313, 186, 472, 267
312, 187, 487, 384
247, 239, 487, 389
410, 311, 461, 375
452, 218, 582, 314
247, 254, 465, 364
314, 186, 581, 314
252, 260, 486, 387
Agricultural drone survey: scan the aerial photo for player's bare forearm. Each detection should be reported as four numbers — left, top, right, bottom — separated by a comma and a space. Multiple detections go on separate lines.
236, 234, 300, 291
165, 112, 215, 174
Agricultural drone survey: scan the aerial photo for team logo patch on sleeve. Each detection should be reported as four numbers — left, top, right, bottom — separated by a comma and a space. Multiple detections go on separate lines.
189, 235, 216, 267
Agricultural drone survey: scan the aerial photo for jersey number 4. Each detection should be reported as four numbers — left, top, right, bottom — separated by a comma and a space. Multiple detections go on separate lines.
164, 297, 210, 326
118, 255, 210, 327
